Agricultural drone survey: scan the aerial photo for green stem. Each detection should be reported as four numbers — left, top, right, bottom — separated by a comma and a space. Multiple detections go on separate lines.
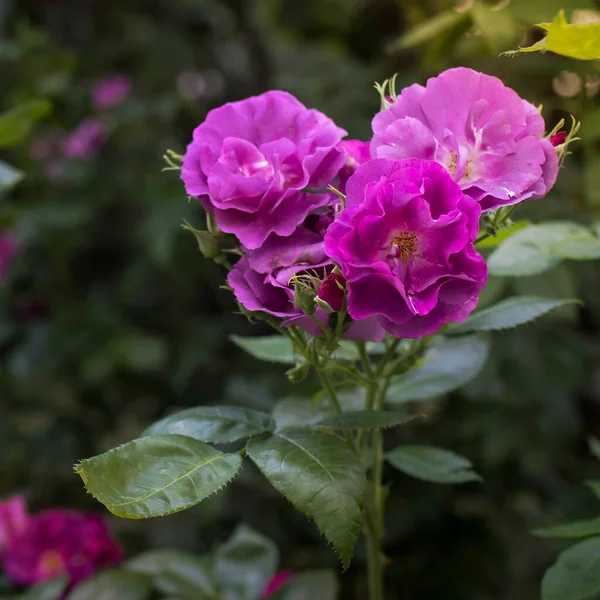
356, 344, 386, 600
315, 364, 359, 455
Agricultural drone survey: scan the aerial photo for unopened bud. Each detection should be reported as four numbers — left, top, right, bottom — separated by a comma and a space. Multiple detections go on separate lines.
550, 131, 567, 147
316, 273, 346, 313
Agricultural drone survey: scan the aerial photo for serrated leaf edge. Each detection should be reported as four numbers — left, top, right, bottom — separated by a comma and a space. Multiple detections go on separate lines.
448, 297, 581, 335
246, 433, 365, 570
75, 438, 243, 519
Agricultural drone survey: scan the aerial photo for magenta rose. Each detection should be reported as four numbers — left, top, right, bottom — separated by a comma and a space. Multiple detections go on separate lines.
2, 509, 123, 587
228, 227, 385, 342
325, 159, 487, 339
371, 67, 559, 211
337, 139, 371, 193
181, 91, 347, 249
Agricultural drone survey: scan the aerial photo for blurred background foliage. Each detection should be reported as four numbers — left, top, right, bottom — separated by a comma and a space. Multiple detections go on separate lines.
1, 0, 600, 598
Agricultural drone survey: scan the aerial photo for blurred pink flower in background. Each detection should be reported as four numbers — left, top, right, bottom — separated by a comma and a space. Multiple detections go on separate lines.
261, 570, 295, 597
0, 498, 123, 588
0, 496, 29, 554
62, 119, 106, 160
0, 235, 20, 282
91, 74, 132, 111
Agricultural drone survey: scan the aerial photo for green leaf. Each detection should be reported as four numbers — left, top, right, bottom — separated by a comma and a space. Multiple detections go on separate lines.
246, 430, 367, 568
476, 221, 531, 249
386, 335, 489, 404
271, 570, 339, 600
214, 524, 278, 600
315, 410, 416, 430
19, 579, 67, 600
273, 398, 335, 430
75, 434, 242, 518
0, 160, 24, 190
144, 406, 275, 443
506, 10, 600, 61
230, 335, 296, 364
127, 549, 217, 599
534, 517, 600, 539
386, 445, 481, 484
448, 297, 580, 335
552, 229, 600, 260
0, 100, 52, 147
541, 536, 600, 600
487, 222, 582, 277
69, 570, 153, 600
388, 10, 470, 52
333, 341, 361, 361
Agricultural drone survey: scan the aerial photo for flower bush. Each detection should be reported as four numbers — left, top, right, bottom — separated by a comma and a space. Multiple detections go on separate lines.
68, 60, 599, 600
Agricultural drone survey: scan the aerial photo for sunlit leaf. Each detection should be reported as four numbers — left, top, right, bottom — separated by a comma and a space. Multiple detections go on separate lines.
214, 524, 278, 600
76, 434, 242, 518
542, 536, 600, 600
506, 10, 600, 60
386, 335, 489, 403
144, 406, 275, 443
386, 445, 481, 484
246, 430, 367, 568
448, 297, 580, 334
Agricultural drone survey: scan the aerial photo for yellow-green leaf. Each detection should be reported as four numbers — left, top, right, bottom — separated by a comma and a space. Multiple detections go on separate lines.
506, 10, 600, 60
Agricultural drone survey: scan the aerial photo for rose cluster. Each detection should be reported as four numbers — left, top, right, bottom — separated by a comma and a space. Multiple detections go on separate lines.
0, 496, 123, 591
181, 68, 559, 340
